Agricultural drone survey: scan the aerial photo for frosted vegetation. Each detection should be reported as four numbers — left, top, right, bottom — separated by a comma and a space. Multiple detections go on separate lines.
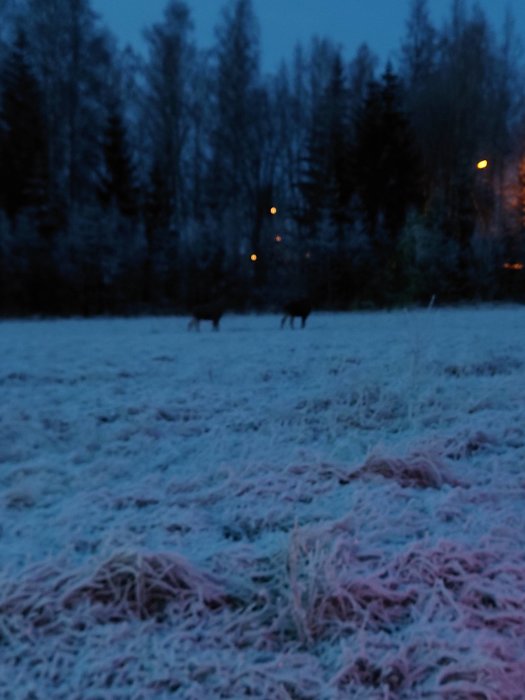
1, 306, 525, 698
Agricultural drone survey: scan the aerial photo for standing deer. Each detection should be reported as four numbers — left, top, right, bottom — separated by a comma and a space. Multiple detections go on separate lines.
281, 298, 312, 329
188, 299, 225, 331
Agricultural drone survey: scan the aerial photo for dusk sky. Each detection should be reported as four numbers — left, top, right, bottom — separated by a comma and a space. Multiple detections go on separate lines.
91, 0, 525, 73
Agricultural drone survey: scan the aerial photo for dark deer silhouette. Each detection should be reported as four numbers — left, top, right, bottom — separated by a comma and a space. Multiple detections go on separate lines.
281, 298, 312, 329
188, 299, 224, 331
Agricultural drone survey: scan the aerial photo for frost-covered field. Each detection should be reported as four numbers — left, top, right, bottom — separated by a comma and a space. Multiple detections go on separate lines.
1, 306, 525, 699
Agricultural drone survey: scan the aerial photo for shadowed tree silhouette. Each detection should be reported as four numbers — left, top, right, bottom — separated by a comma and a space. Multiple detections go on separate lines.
353, 64, 423, 241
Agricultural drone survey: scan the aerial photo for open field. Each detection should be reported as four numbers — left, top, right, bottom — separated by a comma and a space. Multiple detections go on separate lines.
1, 306, 525, 698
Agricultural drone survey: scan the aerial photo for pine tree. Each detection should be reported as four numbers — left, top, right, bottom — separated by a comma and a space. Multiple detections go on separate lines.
142, 159, 171, 304
400, 0, 437, 85
143, 0, 195, 231
26, 0, 113, 217
98, 103, 138, 218
211, 0, 260, 202
324, 54, 353, 237
0, 30, 49, 224
208, 0, 264, 280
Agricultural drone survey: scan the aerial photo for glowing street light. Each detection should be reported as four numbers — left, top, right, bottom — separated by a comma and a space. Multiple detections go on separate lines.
476, 159, 488, 170
274, 235, 282, 243
270, 206, 277, 215
250, 253, 257, 262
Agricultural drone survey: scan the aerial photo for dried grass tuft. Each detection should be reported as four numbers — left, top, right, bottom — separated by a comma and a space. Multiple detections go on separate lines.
62, 551, 227, 619
345, 451, 460, 489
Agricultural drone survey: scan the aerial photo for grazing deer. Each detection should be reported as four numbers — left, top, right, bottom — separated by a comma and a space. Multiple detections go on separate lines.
281, 298, 312, 329
188, 299, 224, 331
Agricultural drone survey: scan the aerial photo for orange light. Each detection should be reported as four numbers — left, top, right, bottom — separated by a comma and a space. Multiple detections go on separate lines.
275, 235, 282, 242
270, 206, 277, 215
503, 261, 524, 270
476, 159, 488, 170
250, 253, 257, 262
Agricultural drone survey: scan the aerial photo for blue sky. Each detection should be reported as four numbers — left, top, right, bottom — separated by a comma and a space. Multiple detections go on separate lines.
91, 0, 525, 72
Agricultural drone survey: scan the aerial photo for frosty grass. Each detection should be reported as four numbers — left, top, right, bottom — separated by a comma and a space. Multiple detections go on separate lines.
1, 305, 525, 698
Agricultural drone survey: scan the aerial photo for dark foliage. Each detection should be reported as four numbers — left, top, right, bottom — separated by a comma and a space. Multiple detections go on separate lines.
0, 0, 523, 315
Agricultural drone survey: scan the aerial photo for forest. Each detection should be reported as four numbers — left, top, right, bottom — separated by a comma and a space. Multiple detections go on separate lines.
0, 0, 524, 316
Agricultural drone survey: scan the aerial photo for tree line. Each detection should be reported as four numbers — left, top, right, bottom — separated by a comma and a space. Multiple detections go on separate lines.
0, 0, 524, 316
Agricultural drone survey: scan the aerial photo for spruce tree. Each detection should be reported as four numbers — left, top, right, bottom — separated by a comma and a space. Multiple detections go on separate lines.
353, 64, 422, 241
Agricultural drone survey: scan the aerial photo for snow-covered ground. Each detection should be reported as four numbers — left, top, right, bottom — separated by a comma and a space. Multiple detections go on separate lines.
1, 306, 525, 699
